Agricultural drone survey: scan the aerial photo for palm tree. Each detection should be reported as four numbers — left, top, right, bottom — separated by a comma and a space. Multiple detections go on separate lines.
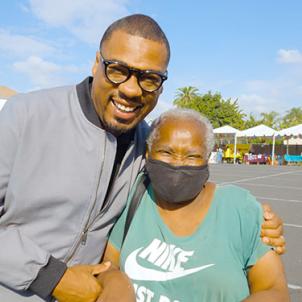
280, 107, 302, 128
173, 86, 199, 107
244, 113, 262, 129
260, 111, 280, 129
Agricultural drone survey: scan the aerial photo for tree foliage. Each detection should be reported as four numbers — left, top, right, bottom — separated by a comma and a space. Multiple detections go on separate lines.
174, 86, 199, 107
244, 108, 302, 130
243, 113, 262, 129
173, 86, 302, 131
260, 111, 280, 129
173, 88, 245, 129
279, 107, 302, 128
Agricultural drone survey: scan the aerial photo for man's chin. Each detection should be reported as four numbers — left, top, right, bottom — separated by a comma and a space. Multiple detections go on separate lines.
104, 119, 137, 136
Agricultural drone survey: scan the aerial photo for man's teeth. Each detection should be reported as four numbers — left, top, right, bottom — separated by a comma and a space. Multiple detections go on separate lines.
114, 101, 136, 113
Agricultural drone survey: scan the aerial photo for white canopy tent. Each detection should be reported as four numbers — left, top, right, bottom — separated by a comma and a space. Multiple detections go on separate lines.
279, 124, 302, 154
213, 125, 240, 135
279, 124, 302, 137
213, 125, 241, 164
237, 124, 279, 165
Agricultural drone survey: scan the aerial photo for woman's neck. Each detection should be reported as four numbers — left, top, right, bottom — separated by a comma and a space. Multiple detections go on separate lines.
155, 182, 216, 237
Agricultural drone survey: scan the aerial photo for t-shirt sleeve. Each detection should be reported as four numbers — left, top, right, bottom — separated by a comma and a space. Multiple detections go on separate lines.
241, 191, 272, 269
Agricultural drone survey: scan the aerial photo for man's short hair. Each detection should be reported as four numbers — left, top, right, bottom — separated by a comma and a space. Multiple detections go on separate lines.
100, 14, 170, 64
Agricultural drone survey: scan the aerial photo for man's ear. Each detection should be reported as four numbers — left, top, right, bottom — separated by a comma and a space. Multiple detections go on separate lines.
92, 51, 100, 76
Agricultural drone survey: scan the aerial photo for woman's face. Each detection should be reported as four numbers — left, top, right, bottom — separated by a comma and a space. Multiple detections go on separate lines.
149, 117, 207, 166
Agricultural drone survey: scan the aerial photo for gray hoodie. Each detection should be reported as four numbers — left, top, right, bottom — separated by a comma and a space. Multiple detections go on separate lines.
0, 78, 148, 301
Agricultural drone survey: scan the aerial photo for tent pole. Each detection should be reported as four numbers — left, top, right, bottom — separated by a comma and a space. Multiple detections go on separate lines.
234, 134, 237, 164
271, 135, 276, 166
287, 137, 289, 155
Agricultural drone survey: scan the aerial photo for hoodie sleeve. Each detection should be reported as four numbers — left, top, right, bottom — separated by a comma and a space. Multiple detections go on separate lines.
0, 98, 66, 298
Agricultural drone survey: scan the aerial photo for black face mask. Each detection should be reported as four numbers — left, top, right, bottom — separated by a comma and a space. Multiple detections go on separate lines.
145, 158, 209, 204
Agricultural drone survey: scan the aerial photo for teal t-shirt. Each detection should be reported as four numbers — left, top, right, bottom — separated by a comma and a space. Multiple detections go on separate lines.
109, 176, 271, 302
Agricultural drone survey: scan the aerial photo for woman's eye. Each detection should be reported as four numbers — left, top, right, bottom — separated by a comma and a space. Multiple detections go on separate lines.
188, 155, 202, 159
159, 150, 171, 155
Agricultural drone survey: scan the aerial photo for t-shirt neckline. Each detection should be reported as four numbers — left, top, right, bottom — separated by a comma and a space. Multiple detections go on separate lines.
147, 185, 221, 243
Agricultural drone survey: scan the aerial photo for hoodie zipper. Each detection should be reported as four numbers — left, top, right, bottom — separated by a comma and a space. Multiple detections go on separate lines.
82, 140, 136, 231
64, 137, 107, 264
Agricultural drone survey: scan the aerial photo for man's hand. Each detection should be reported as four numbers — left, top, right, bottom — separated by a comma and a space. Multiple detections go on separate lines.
261, 203, 286, 255
53, 262, 111, 302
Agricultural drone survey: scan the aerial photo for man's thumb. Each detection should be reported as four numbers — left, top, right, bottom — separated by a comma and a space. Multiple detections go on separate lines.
91, 261, 111, 276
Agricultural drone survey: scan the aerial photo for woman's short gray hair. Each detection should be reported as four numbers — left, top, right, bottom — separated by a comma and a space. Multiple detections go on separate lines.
146, 108, 215, 158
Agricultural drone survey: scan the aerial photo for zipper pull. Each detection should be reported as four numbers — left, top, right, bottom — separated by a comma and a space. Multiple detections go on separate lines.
81, 231, 88, 245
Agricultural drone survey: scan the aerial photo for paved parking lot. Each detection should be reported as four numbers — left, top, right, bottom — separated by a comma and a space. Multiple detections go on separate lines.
209, 164, 302, 302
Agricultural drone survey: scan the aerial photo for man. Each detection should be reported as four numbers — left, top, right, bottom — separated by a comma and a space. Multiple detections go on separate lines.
0, 14, 283, 302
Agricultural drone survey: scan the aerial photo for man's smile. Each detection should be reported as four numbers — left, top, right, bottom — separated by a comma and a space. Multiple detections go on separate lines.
110, 97, 142, 120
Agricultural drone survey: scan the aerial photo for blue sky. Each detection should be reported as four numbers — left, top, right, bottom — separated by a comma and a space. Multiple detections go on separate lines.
1, 0, 302, 120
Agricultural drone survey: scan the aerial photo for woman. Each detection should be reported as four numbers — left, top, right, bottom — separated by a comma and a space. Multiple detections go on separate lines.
102, 108, 289, 302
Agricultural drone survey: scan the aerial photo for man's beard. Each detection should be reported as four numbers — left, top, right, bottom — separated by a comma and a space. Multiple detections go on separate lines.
103, 117, 135, 136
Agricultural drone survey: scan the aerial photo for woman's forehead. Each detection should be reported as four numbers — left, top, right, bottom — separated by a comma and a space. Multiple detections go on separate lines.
156, 118, 205, 143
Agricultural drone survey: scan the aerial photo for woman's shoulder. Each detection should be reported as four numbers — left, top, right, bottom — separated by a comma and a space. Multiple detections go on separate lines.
215, 184, 261, 213
216, 184, 248, 193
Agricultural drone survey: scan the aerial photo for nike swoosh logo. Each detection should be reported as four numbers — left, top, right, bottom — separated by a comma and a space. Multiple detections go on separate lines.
124, 247, 215, 281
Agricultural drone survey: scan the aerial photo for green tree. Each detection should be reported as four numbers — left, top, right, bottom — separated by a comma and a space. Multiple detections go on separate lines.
280, 107, 302, 128
260, 111, 280, 129
244, 113, 262, 129
173, 86, 200, 107
173, 89, 245, 129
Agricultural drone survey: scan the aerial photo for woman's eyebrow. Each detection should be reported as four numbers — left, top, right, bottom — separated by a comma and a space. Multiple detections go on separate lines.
155, 145, 174, 152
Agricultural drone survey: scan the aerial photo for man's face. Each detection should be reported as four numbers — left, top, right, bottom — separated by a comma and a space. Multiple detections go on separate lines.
148, 117, 207, 166
91, 30, 168, 135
